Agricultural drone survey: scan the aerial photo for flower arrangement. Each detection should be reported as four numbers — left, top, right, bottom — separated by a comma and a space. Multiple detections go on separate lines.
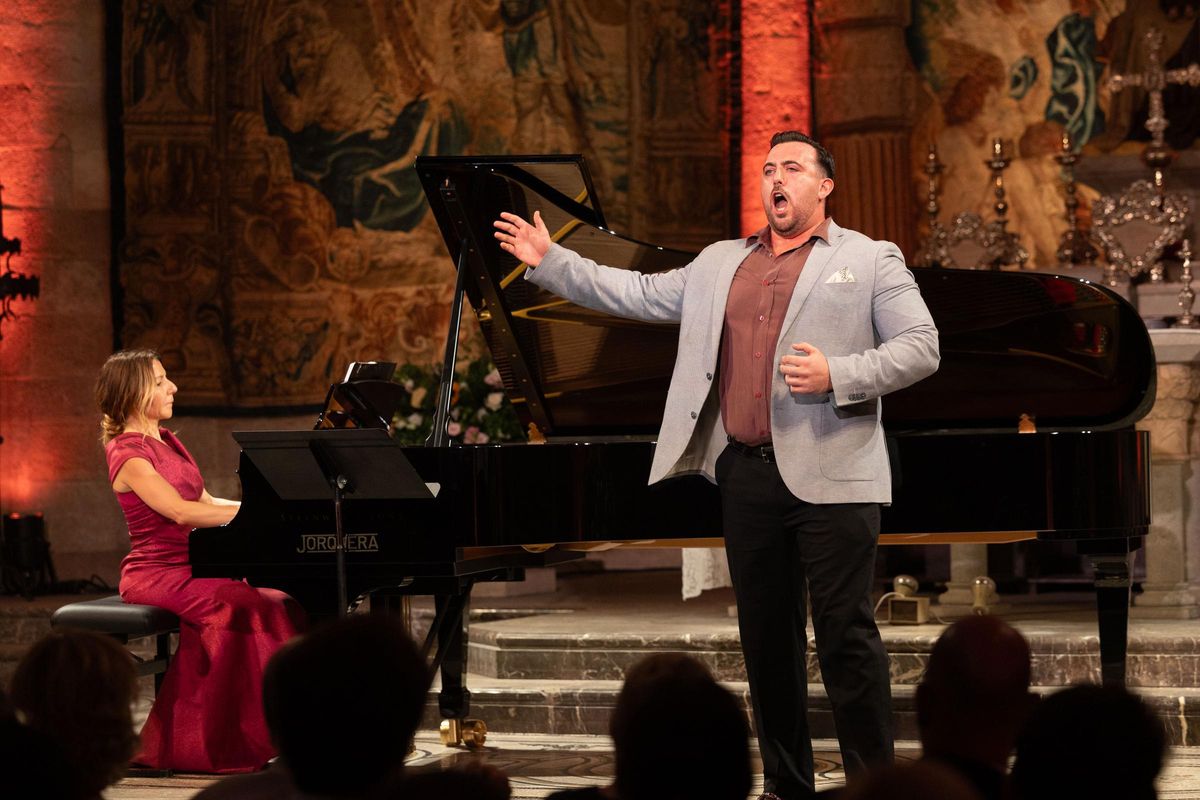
390, 357, 525, 445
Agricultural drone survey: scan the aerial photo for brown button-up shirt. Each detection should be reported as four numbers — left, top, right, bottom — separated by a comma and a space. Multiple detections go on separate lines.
720, 219, 831, 446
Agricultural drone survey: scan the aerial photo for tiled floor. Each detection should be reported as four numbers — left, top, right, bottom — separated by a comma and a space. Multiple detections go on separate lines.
106, 732, 1200, 799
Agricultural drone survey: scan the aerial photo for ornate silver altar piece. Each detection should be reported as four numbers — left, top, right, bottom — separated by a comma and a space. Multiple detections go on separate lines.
1105, 25, 1200, 192
1092, 179, 1190, 285
939, 212, 993, 270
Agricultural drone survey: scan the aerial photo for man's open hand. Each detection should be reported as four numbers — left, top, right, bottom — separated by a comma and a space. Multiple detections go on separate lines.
780, 342, 832, 394
493, 210, 551, 267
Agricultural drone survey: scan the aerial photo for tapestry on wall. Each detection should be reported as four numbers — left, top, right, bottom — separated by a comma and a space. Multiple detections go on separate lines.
118, 0, 733, 408
907, 0, 1115, 267
906, 0, 1200, 268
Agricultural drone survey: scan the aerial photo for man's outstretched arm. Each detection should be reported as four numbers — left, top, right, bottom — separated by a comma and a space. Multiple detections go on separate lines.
494, 211, 689, 323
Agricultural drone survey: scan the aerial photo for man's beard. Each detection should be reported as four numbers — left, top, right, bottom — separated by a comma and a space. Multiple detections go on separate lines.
768, 211, 808, 237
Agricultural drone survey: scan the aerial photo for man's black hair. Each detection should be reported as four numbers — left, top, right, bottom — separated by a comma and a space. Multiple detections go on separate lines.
769, 130, 835, 180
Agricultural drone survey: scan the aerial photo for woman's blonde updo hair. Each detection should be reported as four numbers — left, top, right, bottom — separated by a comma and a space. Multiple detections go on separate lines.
96, 349, 159, 444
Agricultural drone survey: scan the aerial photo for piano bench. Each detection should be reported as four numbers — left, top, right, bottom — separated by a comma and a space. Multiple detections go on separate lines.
50, 595, 180, 696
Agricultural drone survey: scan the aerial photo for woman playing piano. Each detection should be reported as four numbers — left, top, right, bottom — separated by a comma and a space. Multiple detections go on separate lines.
96, 349, 304, 773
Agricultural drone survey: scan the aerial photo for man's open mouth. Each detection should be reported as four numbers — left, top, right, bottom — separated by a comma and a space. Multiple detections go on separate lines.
773, 191, 788, 211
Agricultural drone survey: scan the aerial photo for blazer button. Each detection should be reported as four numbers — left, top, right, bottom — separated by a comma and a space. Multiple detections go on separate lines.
705, 372, 713, 381
690, 411, 698, 419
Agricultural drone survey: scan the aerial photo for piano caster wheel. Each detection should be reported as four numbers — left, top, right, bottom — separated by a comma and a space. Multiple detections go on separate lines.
439, 718, 488, 749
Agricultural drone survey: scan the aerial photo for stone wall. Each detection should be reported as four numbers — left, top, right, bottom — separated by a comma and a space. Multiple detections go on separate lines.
1134, 330, 1200, 618
0, 5, 300, 585
0, 2, 124, 582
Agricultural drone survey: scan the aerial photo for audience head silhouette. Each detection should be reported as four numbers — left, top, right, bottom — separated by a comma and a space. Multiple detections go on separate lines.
609, 653, 750, 800
917, 614, 1034, 771
9, 628, 139, 799
262, 613, 430, 797
1011, 683, 1165, 800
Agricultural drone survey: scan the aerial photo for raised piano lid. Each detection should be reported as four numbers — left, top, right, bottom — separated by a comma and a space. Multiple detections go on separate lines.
416, 155, 1157, 437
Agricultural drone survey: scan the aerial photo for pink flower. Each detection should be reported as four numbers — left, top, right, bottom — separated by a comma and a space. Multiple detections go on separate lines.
464, 425, 481, 443
476, 432, 490, 444
447, 421, 462, 436
484, 368, 503, 388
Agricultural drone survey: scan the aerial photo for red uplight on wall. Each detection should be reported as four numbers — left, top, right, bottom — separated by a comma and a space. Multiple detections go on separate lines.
0, 0, 87, 520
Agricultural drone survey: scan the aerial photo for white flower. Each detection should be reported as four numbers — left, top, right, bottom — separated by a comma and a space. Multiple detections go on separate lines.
410, 386, 428, 407
447, 421, 462, 436
485, 391, 504, 411
476, 408, 487, 421
407, 413, 423, 428
402, 379, 414, 392
450, 407, 460, 420
484, 368, 503, 388
476, 432, 490, 444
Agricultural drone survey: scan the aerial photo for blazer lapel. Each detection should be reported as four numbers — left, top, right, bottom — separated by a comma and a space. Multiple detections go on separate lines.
708, 241, 752, 356
779, 220, 845, 335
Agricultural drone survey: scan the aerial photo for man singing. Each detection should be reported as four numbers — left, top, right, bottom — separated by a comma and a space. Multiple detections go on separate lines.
494, 131, 939, 799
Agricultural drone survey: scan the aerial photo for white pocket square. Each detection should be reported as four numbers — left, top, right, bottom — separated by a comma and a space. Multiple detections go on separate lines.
826, 268, 856, 283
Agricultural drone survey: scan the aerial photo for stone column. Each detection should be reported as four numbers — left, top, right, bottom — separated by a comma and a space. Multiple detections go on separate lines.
1133, 332, 1200, 618
739, 0, 812, 234
811, 0, 917, 256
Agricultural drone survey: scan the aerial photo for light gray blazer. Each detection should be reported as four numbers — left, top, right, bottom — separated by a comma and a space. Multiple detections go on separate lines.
525, 220, 940, 504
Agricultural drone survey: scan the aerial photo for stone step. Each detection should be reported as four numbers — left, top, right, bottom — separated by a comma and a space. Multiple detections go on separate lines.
462, 613, 1200, 688
422, 676, 1200, 747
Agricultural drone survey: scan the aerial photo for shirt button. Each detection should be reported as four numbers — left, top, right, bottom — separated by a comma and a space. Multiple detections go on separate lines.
690, 411, 698, 419
762, 279, 769, 286
755, 352, 762, 358
759, 315, 766, 321
754, 392, 762, 399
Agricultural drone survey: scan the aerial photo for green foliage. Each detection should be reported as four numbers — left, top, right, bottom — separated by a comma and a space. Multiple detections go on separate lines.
390, 358, 524, 445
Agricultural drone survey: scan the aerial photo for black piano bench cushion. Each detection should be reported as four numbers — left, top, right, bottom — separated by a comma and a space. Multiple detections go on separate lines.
50, 595, 179, 641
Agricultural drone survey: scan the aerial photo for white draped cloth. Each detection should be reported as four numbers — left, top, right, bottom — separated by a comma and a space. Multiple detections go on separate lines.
681, 547, 732, 599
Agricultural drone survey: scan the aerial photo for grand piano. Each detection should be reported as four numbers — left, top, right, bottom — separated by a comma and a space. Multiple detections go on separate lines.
191, 155, 1154, 739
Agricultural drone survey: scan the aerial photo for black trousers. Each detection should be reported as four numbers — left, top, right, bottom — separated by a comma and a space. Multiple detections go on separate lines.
716, 445, 893, 799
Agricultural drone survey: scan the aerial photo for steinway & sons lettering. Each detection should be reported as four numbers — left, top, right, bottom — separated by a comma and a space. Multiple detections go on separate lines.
296, 534, 380, 554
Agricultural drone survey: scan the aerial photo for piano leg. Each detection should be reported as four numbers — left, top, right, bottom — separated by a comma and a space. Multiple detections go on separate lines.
1088, 551, 1133, 687
425, 586, 487, 747
430, 589, 471, 718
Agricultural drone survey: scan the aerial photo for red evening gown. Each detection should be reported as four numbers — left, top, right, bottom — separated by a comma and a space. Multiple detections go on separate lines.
107, 429, 304, 773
